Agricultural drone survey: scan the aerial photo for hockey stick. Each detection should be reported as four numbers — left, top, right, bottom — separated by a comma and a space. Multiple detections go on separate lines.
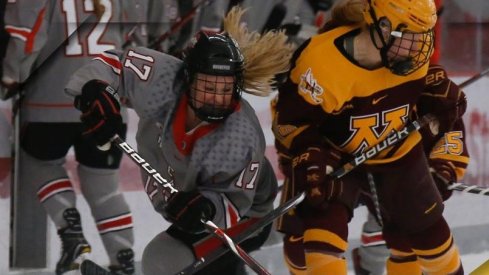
147, 0, 214, 50
80, 259, 111, 275
78, 191, 304, 275
261, 1, 287, 33
177, 114, 436, 274
329, 114, 436, 179
448, 182, 489, 196
177, 192, 305, 275
106, 135, 271, 274
203, 220, 271, 275
471, 258, 489, 275
457, 66, 489, 89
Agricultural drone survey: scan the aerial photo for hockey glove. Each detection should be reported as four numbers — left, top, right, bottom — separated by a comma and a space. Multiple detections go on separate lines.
292, 146, 344, 209
429, 158, 457, 201
164, 190, 216, 234
74, 80, 123, 148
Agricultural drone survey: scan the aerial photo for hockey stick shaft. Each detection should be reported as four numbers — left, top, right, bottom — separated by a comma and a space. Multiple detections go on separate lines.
448, 182, 489, 196
177, 113, 433, 274
177, 192, 305, 275
471, 258, 489, 275
458, 67, 489, 89
261, 1, 287, 33
111, 135, 179, 199
148, 0, 214, 49
203, 220, 271, 275
109, 135, 271, 274
329, 114, 435, 180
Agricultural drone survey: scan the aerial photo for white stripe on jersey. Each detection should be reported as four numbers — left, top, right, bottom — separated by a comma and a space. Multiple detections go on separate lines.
5, 25, 32, 41
221, 194, 241, 229
93, 52, 122, 75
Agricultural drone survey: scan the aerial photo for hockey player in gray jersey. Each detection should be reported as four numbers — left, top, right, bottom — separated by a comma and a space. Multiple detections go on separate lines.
1, 0, 141, 274
66, 7, 293, 275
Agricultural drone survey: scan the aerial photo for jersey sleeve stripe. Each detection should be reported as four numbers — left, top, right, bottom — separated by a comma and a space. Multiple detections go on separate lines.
93, 52, 122, 75
25, 7, 46, 54
5, 8, 45, 52
5, 25, 30, 41
221, 194, 241, 229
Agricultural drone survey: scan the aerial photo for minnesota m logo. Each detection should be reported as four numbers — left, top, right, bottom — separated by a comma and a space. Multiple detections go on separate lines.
342, 105, 410, 154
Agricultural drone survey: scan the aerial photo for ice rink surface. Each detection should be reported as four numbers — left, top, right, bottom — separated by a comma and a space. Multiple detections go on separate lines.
1, 76, 489, 274
1, 189, 489, 275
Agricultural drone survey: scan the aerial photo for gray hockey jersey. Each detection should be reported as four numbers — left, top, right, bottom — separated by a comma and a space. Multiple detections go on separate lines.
2, 0, 141, 122
66, 46, 277, 229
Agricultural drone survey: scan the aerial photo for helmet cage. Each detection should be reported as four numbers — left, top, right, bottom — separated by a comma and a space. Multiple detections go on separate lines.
367, 2, 435, 76
188, 74, 242, 123
184, 32, 244, 122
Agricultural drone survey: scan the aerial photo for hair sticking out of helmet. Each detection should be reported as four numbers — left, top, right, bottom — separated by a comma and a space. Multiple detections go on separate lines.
363, 0, 437, 75
223, 6, 294, 96
183, 7, 294, 123
331, 0, 366, 26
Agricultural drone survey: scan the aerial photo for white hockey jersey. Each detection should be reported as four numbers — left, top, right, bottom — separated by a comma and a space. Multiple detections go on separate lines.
66, 46, 277, 229
2, 0, 141, 122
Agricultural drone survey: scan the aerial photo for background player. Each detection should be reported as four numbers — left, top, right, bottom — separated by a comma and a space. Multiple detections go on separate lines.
1, 0, 142, 273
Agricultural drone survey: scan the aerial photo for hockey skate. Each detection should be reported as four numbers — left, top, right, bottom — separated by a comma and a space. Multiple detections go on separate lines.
56, 208, 92, 275
108, 249, 135, 275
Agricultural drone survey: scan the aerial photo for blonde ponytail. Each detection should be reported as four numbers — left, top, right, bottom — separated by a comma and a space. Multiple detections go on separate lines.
223, 7, 294, 96
331, 0, 366, 25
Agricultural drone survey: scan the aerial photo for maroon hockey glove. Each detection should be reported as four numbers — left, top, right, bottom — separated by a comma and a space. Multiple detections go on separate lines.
292, 146, 344, 209
164, 190, 216, 234
74, 80, 123, 147
429, 158, 456, 201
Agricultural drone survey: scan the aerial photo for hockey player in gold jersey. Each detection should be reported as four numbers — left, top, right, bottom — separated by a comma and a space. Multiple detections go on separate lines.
272, 0, 468, 274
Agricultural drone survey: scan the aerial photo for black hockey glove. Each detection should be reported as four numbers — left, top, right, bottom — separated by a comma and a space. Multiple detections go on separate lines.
164, 190, 216, 234
292, 146, 344, 209
429, 159, 456, 201
74, 80, 123, 147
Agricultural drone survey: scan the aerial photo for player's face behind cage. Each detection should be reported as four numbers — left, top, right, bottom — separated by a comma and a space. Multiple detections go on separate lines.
375, 17, 435, 76
189, 73, 238, 122
364, 0, 437, 75
184, 31, 244, 122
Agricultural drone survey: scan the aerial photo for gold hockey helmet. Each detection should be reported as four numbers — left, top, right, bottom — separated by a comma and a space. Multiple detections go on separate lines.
364, 0, 437, 75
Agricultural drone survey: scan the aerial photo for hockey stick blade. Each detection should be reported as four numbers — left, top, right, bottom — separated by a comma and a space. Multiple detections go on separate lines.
448, 182, 489, 196
470, 258, 489, 275
176, 192, 305, 275
81, 259, 111, 275
203, 220, 271, 275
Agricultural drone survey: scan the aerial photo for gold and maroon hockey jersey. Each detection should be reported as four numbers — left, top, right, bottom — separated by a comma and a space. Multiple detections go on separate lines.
273, 24, 467, 170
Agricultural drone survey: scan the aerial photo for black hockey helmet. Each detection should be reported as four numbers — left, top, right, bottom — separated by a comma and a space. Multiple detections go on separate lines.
183, 31, 244, 123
